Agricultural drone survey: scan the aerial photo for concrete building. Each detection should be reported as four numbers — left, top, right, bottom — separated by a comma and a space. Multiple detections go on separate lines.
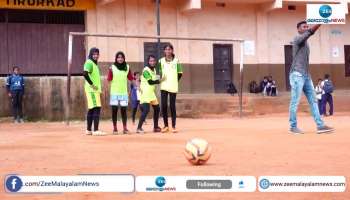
87, 0, 350, 92
1, 0, 349, 120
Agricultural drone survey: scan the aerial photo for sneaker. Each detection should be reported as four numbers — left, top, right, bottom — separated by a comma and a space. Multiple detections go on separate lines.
19, 118, 24, 123
112, 130, 118, 135
171, 127, 178, 133
85, 130, 92, 135
123, 129, 129, 134
317, 125, 334, 134
92, 131, 107, 136
153, 127, 161, 133
289, 127, 304, 135
136, 128, 145, 134
161, 127, 169, 133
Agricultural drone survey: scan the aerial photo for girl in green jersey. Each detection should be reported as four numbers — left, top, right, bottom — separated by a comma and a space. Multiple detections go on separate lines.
136, 55, 163, 133
159, 44, 183, 133
107, 51, 134, 134
83, 47, 106, 136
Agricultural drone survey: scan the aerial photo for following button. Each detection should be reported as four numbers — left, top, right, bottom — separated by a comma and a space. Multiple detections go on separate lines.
186, 180, 232, 190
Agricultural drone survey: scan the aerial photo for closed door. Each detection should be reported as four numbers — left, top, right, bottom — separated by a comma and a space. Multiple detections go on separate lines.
144, 42, 170, 64
345, 45, 350, 77
284, 45, 293, 91
213, 44, 233, 93
0, 22, 8, 74
0, 9, 85, 75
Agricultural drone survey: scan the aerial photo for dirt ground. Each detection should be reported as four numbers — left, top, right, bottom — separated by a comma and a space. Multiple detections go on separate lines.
0, 114, 349, 200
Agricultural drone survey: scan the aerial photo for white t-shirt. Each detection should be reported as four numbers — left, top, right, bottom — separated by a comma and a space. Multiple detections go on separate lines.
315, 84, 324, 100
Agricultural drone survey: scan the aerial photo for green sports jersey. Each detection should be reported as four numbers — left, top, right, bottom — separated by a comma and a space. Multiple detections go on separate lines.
158, 57, 182, 93
84, 59, 102, 93
110, 64, 130, 95
140, 66, 157, 103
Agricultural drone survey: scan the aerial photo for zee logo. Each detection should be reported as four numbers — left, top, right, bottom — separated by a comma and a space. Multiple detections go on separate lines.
319, 5, 332, 18
155, 176, 166, 187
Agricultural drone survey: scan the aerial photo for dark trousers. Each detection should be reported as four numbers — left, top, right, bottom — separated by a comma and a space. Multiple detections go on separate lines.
131, 100, 140, 123
87, 107, 101, 131
318, 99, 323, 115
266, 87, 272, 96
11, 90, 24, 120
161, 90, 177, 128
271, 87, 277, 96
112, 106, 127, 130
321, 93, 333, 116
137, 103, 160, 129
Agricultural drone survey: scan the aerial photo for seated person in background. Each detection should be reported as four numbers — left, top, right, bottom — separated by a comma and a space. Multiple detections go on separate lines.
260, 76, 268, 94
271, 80, 278, 96
227, 81, 237, 95
265, 76, 273, 96
249, 81, 260, 94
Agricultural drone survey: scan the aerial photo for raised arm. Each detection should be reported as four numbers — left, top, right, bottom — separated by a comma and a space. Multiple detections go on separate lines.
310, 24, 321, 33
294, 24, 321, 45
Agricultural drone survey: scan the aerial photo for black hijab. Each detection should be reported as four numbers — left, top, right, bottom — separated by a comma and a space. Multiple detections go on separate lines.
88, 47, 99, 64
114, 51, 127, 71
